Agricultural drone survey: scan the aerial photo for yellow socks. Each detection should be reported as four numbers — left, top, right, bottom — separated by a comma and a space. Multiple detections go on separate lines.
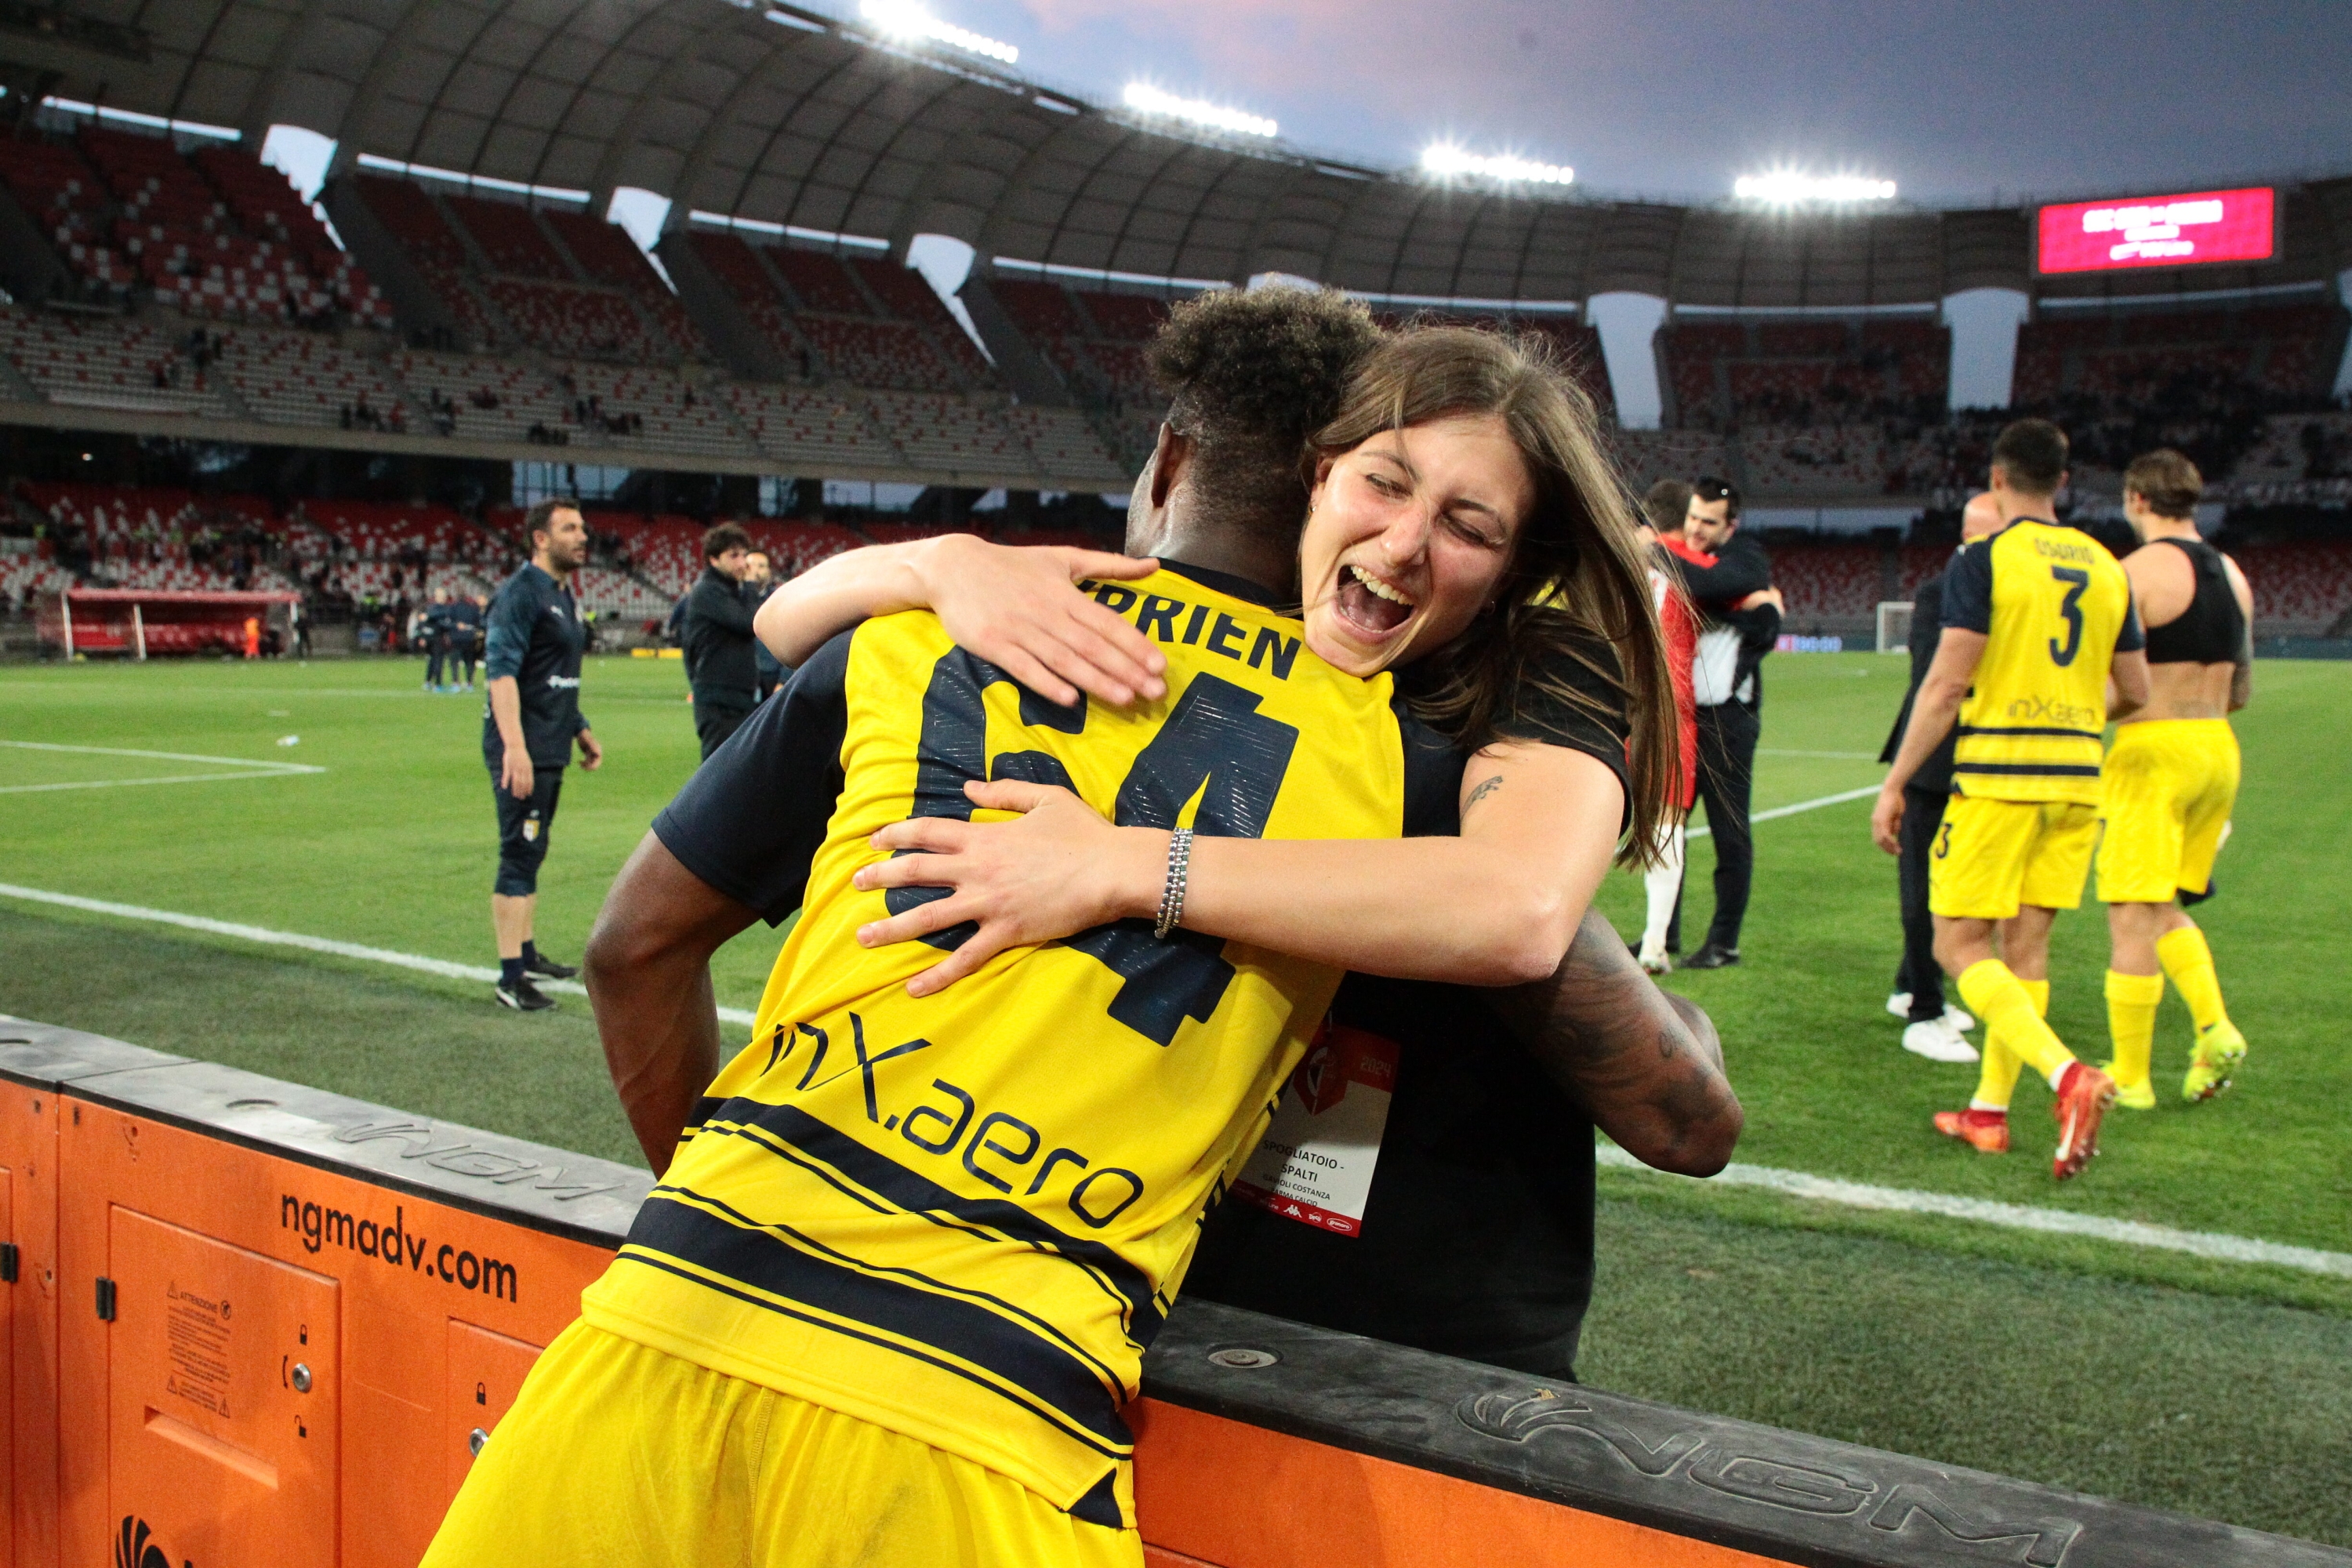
1960, 960, 2073, 1102
2156, 926, 2229, 1033
2104, 970, 2164, 1099
1969, 973, 2049, 1112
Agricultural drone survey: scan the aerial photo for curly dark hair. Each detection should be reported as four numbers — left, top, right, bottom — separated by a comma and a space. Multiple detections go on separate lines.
1147, 285, 1383, 547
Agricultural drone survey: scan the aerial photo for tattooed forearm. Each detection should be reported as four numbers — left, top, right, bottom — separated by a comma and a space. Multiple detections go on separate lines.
1493, 907, 1742, 1176
1465, 774, 1504, 810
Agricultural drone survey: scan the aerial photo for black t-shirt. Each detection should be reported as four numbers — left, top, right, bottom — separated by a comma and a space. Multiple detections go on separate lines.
1183, 632, 1624, 1383
481, 563, 587, 768
650, 568, 1630, 1382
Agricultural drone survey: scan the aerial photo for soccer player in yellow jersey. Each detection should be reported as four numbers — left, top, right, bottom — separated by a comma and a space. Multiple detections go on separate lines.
1871, 419, 2151, 1180
424, 307, 1684, 1566
2099, 449, 2254, 1106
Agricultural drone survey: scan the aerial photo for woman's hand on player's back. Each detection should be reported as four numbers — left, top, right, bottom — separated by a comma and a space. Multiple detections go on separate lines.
753, 535, 1164, 706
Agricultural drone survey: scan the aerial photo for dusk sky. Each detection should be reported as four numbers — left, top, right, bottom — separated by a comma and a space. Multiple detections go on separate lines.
915, 0, 2352, 206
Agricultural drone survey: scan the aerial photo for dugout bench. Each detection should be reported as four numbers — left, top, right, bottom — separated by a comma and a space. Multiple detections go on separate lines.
0, 1016, 2342, 1568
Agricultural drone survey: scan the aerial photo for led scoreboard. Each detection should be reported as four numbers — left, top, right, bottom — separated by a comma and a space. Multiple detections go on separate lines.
2038, 186, 2277, 274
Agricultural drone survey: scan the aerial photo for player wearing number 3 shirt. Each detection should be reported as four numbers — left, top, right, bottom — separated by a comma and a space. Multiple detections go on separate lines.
426, 560, 1624, 1566
1874, 419, 2147, 1181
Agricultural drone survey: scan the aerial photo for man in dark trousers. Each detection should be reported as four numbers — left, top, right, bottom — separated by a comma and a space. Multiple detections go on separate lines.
1878, 492, 2002, 1062
1666, 477, 1780, 968
485, 498, 604, 1012
423, 587, 455, 692
449, 591, 486, 691
683, 521, 762, 760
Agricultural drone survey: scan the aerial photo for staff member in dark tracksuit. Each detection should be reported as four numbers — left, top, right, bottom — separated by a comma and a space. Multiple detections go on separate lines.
485, 498, 604, 1012
683, 522, 761, 760
1878, 492, 2002, 1062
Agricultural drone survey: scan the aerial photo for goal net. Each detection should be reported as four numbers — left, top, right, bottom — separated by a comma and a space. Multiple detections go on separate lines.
1874, 601, 1915, 654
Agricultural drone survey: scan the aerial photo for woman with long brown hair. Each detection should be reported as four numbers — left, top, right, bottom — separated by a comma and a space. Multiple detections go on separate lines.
805, 318, 1682, 993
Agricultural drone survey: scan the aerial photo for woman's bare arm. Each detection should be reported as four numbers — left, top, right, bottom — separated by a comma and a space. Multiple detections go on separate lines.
753, 535, 1166, 706
851, 739, 1625, 994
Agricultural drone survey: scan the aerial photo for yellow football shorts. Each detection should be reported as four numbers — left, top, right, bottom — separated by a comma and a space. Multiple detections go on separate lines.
2096, 718, 2239, 904
1929, 793, 2100, 920
423, 1321, 1141, 1568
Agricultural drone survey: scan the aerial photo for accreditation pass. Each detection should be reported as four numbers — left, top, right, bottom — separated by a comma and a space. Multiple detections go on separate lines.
1231, 1023, 1400, 1237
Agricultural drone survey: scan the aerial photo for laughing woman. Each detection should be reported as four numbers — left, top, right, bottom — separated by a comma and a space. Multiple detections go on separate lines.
789, 323, 1682, 996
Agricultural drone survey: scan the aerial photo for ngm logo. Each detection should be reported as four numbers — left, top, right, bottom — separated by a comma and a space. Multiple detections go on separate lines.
116, 1516, 191, 1568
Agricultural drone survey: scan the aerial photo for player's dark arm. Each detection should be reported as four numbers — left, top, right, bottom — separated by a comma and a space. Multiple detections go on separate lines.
1488, 908, 1741, 1178
583, 833, 760, 1174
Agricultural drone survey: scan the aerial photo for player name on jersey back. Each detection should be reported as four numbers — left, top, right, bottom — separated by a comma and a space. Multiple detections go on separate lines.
581, 567, 1416, 1525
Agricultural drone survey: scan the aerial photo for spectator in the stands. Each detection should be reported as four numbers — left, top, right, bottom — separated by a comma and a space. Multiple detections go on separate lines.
682, 522, 762, 760
1664, 477, 1781, 968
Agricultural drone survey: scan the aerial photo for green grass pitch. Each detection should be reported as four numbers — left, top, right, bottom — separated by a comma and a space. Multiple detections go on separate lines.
2, 652, 2347, 1543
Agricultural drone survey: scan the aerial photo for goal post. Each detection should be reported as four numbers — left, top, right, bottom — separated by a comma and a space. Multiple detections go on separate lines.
1875, 601, 1915, 654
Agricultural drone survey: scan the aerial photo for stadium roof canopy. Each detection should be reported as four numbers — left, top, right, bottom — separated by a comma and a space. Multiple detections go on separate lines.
9, 0, 2351, 307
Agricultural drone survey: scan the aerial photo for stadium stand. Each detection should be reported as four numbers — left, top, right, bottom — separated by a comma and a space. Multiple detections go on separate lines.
862, 393, 1031, 474
682, 232, 987, 391
989, 278, 1171, 462
2235, 540, 2352, 633
214, 328, 414, 431
393, 348, 575, 444
2009, 299, 2350, 481
0, 125, 391, 327
1002, 405, 1134, 487
20, 481, 296, 593
543, 209, 707, 360
724, 382, 904, 469
745, 518, 870, 575
1767, 542, 1886, 625
0, 309, 233, 416
546, 365, 746, 459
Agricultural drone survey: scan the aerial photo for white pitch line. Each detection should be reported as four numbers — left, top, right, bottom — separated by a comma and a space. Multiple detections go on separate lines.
0, 739, 325, 793
0, 739, 324, 772
1595, 1145, 2352, 1279
1687, 783, 1881, 840
5, 879, 2342, 1280
1757, 748, 1882, 760
0, 882, 760, 1028
0, 772, 325, 796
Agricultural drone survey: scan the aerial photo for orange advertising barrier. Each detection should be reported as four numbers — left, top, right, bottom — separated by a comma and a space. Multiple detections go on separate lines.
2, 1018, 2345, 1568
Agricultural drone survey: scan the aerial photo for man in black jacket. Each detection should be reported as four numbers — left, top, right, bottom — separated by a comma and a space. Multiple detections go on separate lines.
1666, 477, 1780, 968
683, 522, 761, 760
1878, 492, 2002, 1062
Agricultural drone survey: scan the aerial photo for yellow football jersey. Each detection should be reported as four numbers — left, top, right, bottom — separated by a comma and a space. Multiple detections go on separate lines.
580, 565, 1421, 1527
1943, 519, 2141, 804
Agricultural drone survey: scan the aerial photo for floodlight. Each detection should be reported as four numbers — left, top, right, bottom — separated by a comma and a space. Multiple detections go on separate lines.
1420, 145, 1573, 187
1122, 84, 1277, 140
1733, 172, 1897, 205
858, 0, 1018, 64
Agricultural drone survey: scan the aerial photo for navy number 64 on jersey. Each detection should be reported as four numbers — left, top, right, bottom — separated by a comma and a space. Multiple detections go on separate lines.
887, 651, 1301, 1047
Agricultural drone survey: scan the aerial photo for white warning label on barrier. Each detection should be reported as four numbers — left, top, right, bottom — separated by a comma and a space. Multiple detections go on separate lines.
1231, 1024, 1399, 1238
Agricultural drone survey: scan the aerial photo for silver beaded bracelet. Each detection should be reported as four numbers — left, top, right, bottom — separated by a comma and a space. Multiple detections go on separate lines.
1154, 828, 1194, 939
